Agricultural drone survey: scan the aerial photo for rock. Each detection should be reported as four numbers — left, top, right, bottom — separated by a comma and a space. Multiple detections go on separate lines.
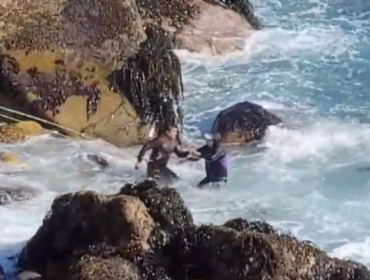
17, 179, 370, 280
66, 254, 143, 280
171, 0, 261, 55
0, 121, 44, 144
86, 154, 109, 168
17, 270, 42, 280
18, 189, 155, 275
211, 101, 283, 144
118, 179, 194, 239
0, 185, 41, 205
223, 217, 277, 234
14, 121, 44, 137
164, 224, 370, 280
0, 0, 186, 148
0, 0, 263, 148
0, 152, 28, 168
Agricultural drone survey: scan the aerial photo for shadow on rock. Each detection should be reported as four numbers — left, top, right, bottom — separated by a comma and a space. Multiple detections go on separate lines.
17, 180, 369, 280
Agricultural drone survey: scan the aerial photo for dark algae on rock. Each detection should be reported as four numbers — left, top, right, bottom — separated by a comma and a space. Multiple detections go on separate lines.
0, 0, 263, 146
17, 179, 370, 280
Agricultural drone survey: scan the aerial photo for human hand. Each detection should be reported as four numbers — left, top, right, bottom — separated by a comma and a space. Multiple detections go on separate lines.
190, 149, 201, 157
134, 161, 140, 170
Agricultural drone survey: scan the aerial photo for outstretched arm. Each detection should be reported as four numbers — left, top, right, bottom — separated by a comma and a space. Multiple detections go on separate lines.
182, 146, 206, 161
204, 147, 226, 162
137, 138, 161, 163
174, 145, 190, 158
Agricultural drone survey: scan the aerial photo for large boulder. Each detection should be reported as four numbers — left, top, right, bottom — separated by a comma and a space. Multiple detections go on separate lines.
16, 181, 370, 280
0, 0, 263, 148
170, 0, 262, 55
164, 222, 370, 280
118, 179, 194, 241
211, 101, 283, 144
18, 190, 156, 275
0, 0, 186, 147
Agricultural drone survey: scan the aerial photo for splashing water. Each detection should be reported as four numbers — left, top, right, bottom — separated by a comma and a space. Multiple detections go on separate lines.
1, 0, 370, 277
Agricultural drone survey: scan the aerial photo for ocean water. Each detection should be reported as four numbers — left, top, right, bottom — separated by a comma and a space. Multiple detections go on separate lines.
1, 0, 370, 277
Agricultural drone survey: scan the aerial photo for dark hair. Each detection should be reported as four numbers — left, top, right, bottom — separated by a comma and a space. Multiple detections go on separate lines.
165, 123, 178, 131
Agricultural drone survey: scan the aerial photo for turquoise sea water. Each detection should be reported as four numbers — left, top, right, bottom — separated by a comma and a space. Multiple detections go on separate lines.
1, 0, 370, 277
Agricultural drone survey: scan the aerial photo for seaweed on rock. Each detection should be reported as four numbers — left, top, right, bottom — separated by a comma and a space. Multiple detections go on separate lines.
119, 179, 194, 239
110, 25, 184, 132
0, 54, 101, 120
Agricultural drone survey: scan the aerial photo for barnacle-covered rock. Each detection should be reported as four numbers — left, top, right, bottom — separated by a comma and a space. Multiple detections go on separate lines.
66, 254, 143, 280
212, 101, 283, 144
119, 179, 194, 246
223, 217, 277, 234
0, 0, 185, 147
164, 224, 370, 280
18, 190, 155, 274
16, 178, 370, 280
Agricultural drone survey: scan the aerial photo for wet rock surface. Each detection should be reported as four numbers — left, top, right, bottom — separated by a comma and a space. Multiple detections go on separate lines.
86, 154, 109, 168
0, 121, 44, 144
0, 0, 261, 147
17, 270, 42, 280
0, 185, 41, 205
17, 179, 370, 280
212, 101, 283, 144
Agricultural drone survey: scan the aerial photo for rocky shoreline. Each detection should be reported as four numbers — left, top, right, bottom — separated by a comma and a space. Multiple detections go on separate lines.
6, 179, 368, 280
0, 0, 260, 148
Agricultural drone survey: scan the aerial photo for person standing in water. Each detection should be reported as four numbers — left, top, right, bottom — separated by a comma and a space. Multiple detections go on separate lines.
135, 124, 193, 185
188, 132, 228, 188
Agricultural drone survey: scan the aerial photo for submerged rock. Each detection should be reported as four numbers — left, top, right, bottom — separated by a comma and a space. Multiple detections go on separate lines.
19, 179, 366, 280
0, 186, 41, 205
0, 121, 44, 144
0, 151, 28, 168
86, 154, 109, 168
211, 101, 283, 144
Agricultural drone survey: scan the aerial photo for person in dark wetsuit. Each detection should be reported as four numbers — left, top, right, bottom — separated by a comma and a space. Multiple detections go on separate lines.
189, 132, 228, 188
135, 124, 192, 185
